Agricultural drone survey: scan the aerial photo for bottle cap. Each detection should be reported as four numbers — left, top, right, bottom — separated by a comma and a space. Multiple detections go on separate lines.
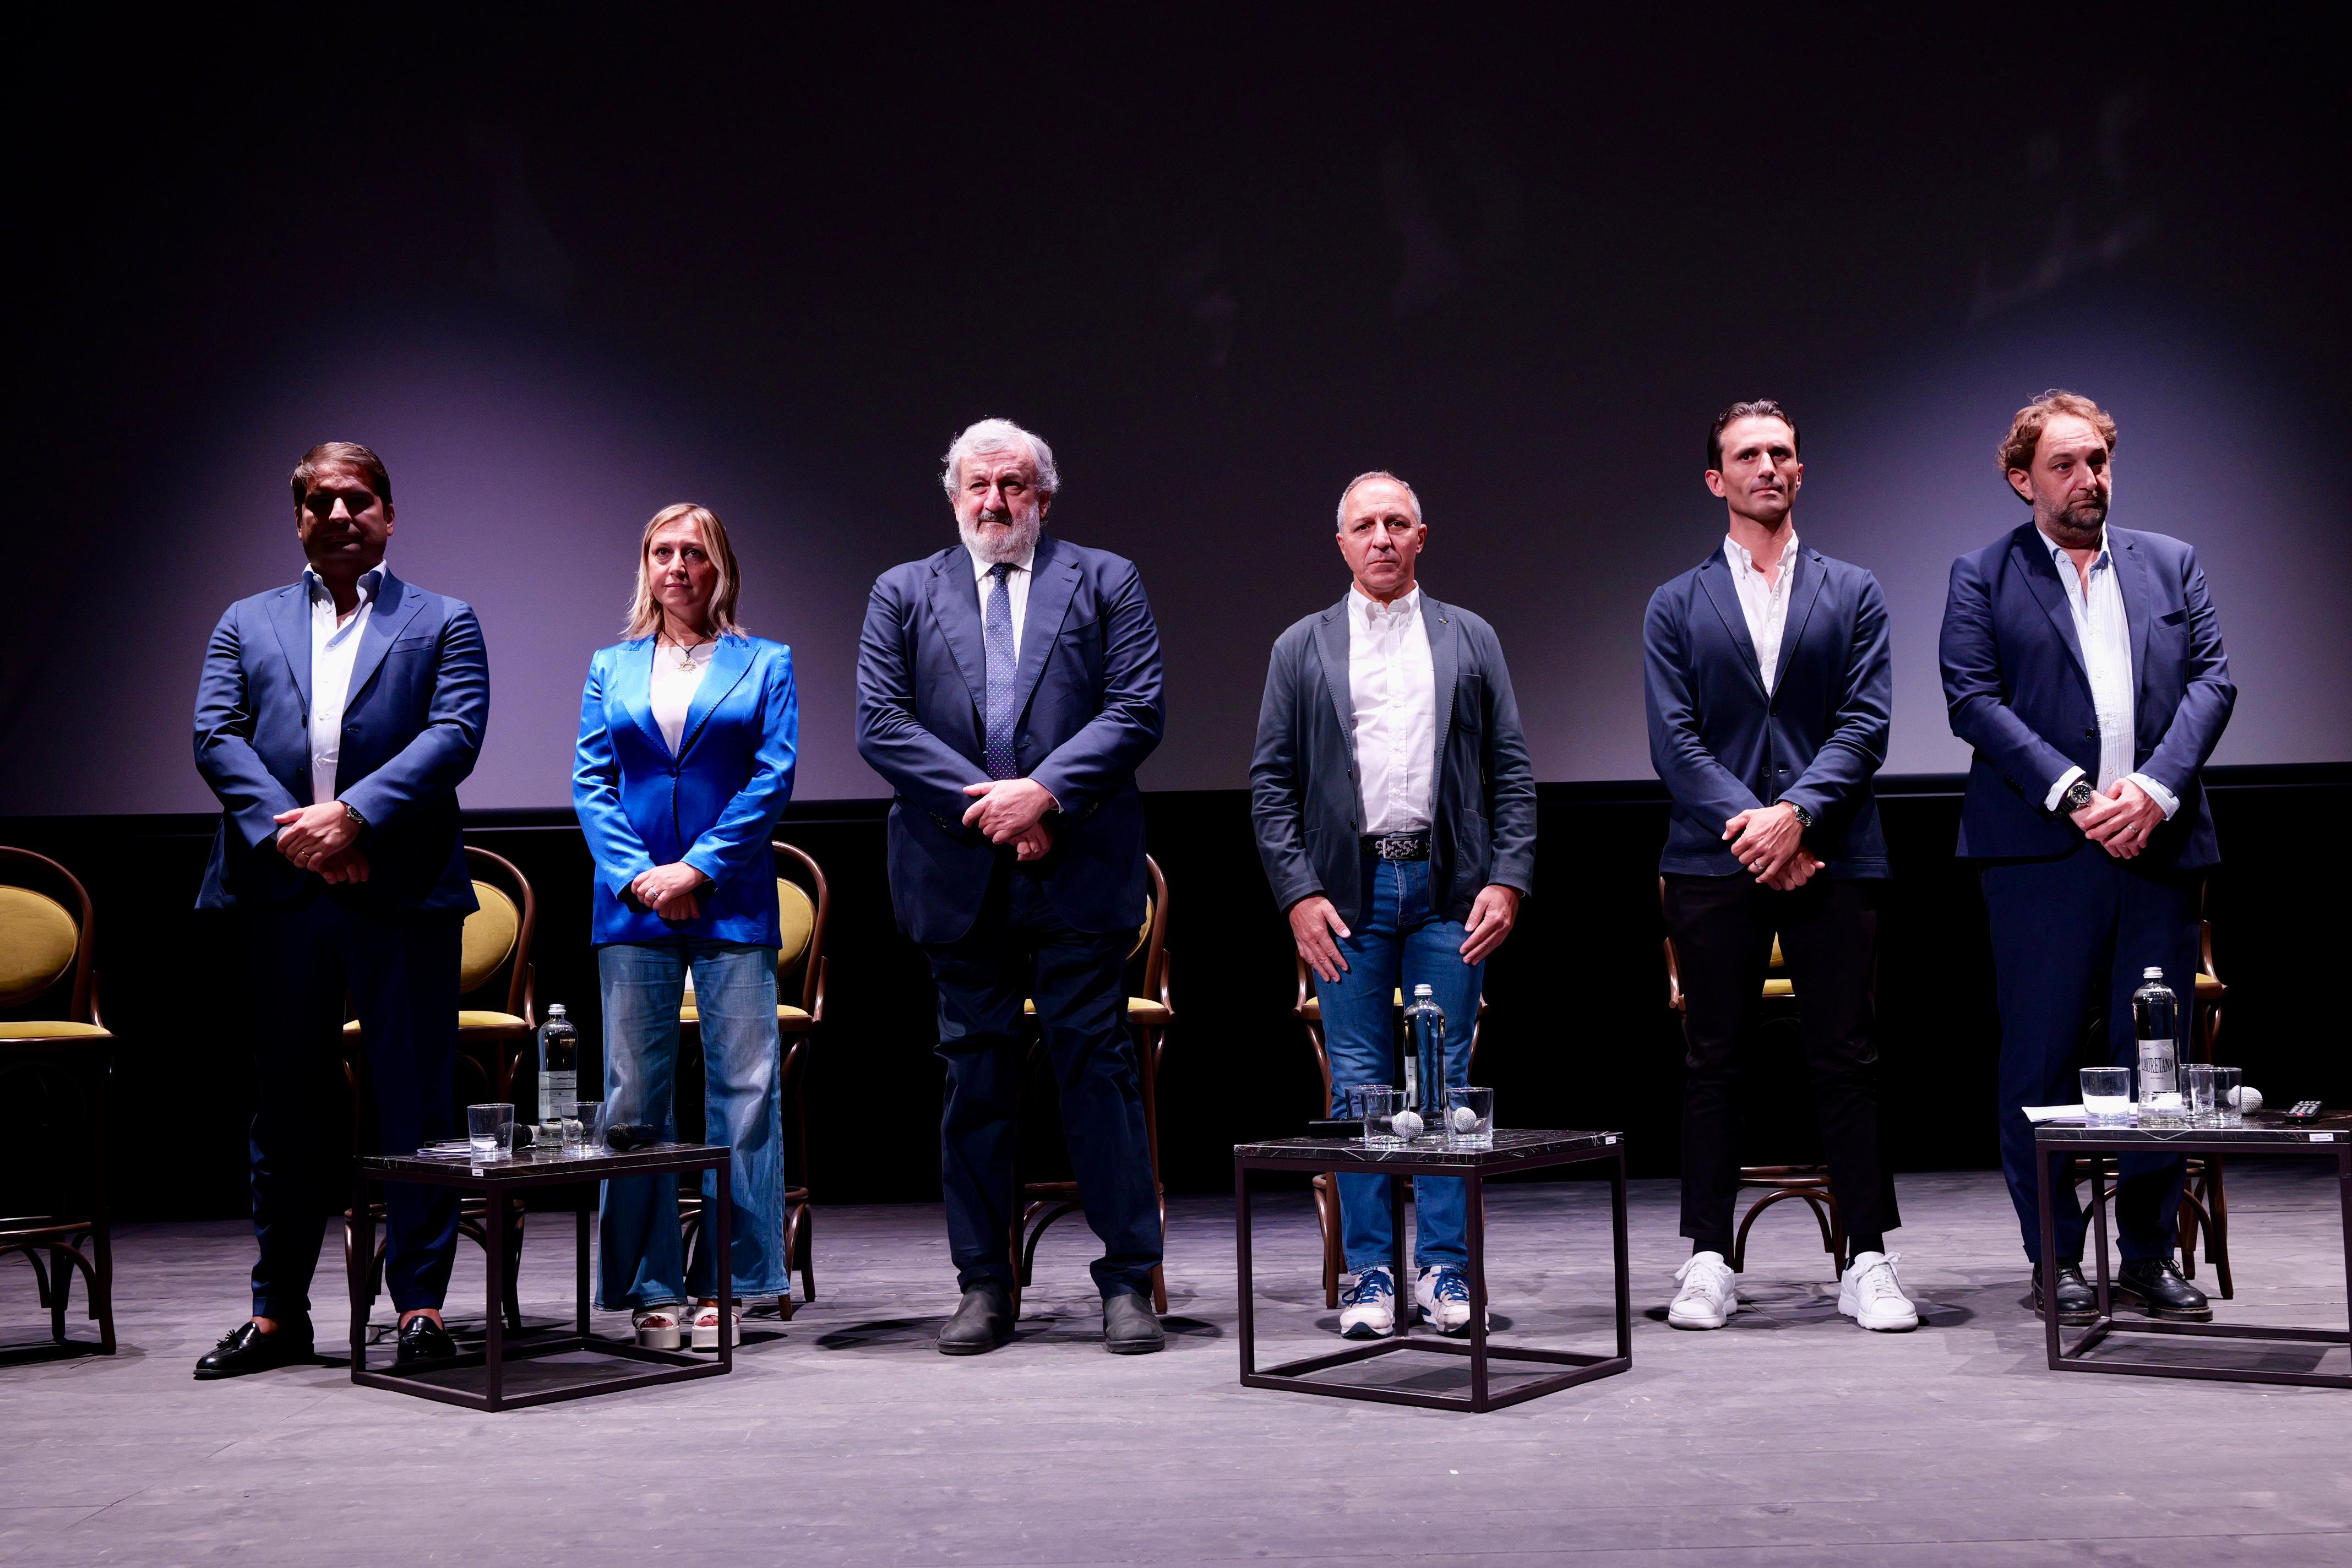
547, 1003, 568, 1016
1413, 983, 1433, 996
2142, 967, 2163, 980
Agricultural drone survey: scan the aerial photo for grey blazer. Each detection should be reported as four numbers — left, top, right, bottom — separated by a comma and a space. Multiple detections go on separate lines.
1250, 591, 1537, 927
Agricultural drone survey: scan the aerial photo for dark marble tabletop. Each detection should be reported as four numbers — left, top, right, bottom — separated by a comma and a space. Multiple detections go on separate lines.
361, 1141, 728, 1180
1234, 1128, 1623, 1167
2032, 1111, 2352, 1147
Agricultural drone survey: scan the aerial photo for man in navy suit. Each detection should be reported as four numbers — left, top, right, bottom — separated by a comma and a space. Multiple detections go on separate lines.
1645, 400, 1916, 1333
857, 418, 1168, 1355
190, 442, 487, 1378
1941, 390, 2234, 1326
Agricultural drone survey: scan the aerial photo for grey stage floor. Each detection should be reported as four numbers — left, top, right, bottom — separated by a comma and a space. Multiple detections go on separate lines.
3, 1167, 2348, 1566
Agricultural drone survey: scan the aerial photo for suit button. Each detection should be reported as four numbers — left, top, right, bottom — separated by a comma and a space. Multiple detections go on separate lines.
2084, 727, 2098, 739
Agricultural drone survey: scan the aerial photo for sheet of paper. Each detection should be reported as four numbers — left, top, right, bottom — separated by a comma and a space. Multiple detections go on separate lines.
2022, 1104, 2088, 1124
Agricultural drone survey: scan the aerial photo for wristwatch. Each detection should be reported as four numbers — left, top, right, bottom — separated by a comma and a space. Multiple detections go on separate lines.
340, 801, 370, 833
2061, 778, 2098, 813
1786, 802, 1815, 829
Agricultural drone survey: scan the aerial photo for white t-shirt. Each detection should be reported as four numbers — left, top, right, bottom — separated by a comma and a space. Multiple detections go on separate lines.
650, 640, 715, 754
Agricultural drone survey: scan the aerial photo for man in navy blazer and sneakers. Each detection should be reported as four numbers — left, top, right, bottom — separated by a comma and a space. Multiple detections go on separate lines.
190, 442, 486, 1379
1941, 391, 2234, 1327
1645, 401, 1916, 1334
857, 418, 1168, 1357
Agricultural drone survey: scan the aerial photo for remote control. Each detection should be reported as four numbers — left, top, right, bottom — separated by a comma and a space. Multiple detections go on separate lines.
2285, 1100, 2324, 1121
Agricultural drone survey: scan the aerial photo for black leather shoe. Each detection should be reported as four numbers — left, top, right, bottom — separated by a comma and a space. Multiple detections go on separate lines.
937, 1283, 1015, 1356
2032, 1262, 2099, 1327
2114, 1257, 2213, 1321
194, 1320, 314, 1380
1103, 1292, 1165, 1355
394, 1314, 459, 1365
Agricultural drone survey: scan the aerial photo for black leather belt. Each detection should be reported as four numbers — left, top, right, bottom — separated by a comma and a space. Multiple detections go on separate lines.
1362, 832, 1431, 861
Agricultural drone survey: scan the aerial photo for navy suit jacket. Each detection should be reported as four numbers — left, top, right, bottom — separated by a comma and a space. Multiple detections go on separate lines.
1940, 522, 2233, 869
856, 533, 1166, 946
1250, 592, 1536, 927
193, 569, 487, 911
1644, 544, 1892, 878
572, 634, 799, 947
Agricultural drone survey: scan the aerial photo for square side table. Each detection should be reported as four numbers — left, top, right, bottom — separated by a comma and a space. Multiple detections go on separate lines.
1234, 1129, 1631, 1412
2033, 1112, 2352, 1389
351, 1141, 732, 1411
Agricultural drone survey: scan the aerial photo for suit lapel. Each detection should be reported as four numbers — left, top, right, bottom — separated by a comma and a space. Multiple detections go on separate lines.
1423, 594, 1460, 783
1009, 535, 1081, 723
1696, 552, 1768, 701
269, 582, 314, 712
1772, 549, 1827, 694
616, 639, 671, 759
1313, 599, 1354, 747
677, 634, 754, 762
2012, 529, 2090, 690
925, 549, 990, 721
2113, 530, 2156, 698
343, 571, 423, 710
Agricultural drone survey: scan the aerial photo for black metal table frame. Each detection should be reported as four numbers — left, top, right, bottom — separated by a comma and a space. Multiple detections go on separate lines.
350, 1144, 732, 1411
1235, 1133, 1631, 1412
2035, 1122, 2352, 1389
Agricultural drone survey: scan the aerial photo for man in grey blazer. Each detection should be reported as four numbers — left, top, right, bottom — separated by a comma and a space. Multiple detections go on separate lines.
1250, 471, 1536, 1338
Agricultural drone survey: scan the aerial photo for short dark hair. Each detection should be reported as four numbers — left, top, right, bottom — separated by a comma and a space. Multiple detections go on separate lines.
1708, 400, 1799, 471
289, 442, 391, 511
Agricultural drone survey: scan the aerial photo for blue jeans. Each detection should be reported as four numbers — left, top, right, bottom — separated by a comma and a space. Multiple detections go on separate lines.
1314, 854, 1483, 1273
597, 940, 785, 1306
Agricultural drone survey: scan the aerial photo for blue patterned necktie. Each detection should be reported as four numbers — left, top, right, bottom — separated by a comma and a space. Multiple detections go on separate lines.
983, 563, 1018, 780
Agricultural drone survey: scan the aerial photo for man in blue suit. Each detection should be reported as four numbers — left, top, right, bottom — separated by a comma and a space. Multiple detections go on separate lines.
1645, 400, 1916, 1333
856, 418, 1168, 1355
191, 442, 487, 1378
1941, 390, 2234, 1326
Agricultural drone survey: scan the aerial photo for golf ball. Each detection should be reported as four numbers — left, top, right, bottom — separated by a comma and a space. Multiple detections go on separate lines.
2231, 1086, 2262, 1113
1452, 1106, 1479, 1133
1392, 1110, 1424, 1140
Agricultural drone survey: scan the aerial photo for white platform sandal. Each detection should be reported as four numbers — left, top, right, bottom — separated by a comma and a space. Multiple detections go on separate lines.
632, 1305, 683, 1351
691, 1303, 742, 1351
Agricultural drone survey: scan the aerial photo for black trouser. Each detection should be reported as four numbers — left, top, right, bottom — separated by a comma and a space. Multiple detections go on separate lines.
243, 897, 463, 1326
924, 857, 1161, 1299
1664, 872, 1896, 1259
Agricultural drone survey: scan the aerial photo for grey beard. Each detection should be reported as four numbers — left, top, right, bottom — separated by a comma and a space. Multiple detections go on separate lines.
2041, 499, 2107, 549
960, 509, 1041, 565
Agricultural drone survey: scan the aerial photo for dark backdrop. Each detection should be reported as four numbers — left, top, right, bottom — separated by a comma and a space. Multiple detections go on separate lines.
5, 10, 2349, 815
6, 769, 2343, 1220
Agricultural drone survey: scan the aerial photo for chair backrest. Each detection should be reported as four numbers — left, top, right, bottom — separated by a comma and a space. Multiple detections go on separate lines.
1133, 853, 1170, 1006
0, 847, 96, 1024
1657, 875, 1788, 1011
460, 845, 536, 1019
772, 839, 830, 1014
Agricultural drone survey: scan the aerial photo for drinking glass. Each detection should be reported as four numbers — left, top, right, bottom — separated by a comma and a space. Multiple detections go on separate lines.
2183, 1064, 2221, 1128
467, 1102, 515, 1161
1352, 1085, 1404, 1149
572, 1100, 608, 1154
560, 1104, 590, 1155
2079, 1068, 2133, 1127
2212, 1067, 2245, 1129
1446, 1086, 1495, 1150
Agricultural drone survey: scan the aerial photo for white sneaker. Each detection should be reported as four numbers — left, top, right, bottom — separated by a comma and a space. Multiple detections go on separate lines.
1413, 1266, 1487, 1336
1337, 1267, 1397, 1338
1838, 1250, 1919, 1332
690, 1303, 742, 1350
632, 1305, 683, 1351
1668, 1251, 1738, 1329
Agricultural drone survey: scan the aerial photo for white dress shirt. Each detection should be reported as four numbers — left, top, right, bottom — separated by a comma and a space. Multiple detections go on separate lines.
649, 639, 716, 754
305, 565, 381, 805
2037, 529, 2179, 819
1723, 533, 1798, 695
1348, 585, 1436, 836
968, 541, 1036, 654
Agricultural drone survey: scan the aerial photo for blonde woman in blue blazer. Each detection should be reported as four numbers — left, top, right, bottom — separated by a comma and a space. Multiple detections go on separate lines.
573, 503, 797, 1350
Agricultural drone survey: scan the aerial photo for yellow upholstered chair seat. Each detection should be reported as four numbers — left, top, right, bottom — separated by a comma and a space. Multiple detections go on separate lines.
1761, 977, 1795, 998
1020, 997, 1169, 1024
460, 882, 521, 993
2196, 972, 2223, 1000
0, 1020, 110, 1039
344, 1010, 532, 1036
0, 887, 78, 1007
679, 1002, 814, 1029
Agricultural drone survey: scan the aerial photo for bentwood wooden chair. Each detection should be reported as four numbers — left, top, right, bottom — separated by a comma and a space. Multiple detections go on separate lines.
1012, 854, 1174, 1315
1659, 878, 1850, 1280
0, 847, 116, 1356
1292, 957, 1489, 1309
677, 840, 828, 1317
342, 846, 538, 1331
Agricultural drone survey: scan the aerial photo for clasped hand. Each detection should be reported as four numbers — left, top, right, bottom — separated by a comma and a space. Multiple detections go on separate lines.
274, 803, 367, 883
962, 778, 1055, 861
2070, 778, 2163, 859
630, 863, 707, 921
1723, 802, 1821, 891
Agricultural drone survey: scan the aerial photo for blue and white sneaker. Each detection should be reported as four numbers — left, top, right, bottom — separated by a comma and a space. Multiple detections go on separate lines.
1414, 1266, 1487, 1336
1338, 1267, 1397, 1338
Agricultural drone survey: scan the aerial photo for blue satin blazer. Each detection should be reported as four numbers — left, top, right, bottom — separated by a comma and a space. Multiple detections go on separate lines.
573, 634, 799, 946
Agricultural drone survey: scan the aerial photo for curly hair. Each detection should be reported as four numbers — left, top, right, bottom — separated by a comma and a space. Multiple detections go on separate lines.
1997, 391, 2117, 494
